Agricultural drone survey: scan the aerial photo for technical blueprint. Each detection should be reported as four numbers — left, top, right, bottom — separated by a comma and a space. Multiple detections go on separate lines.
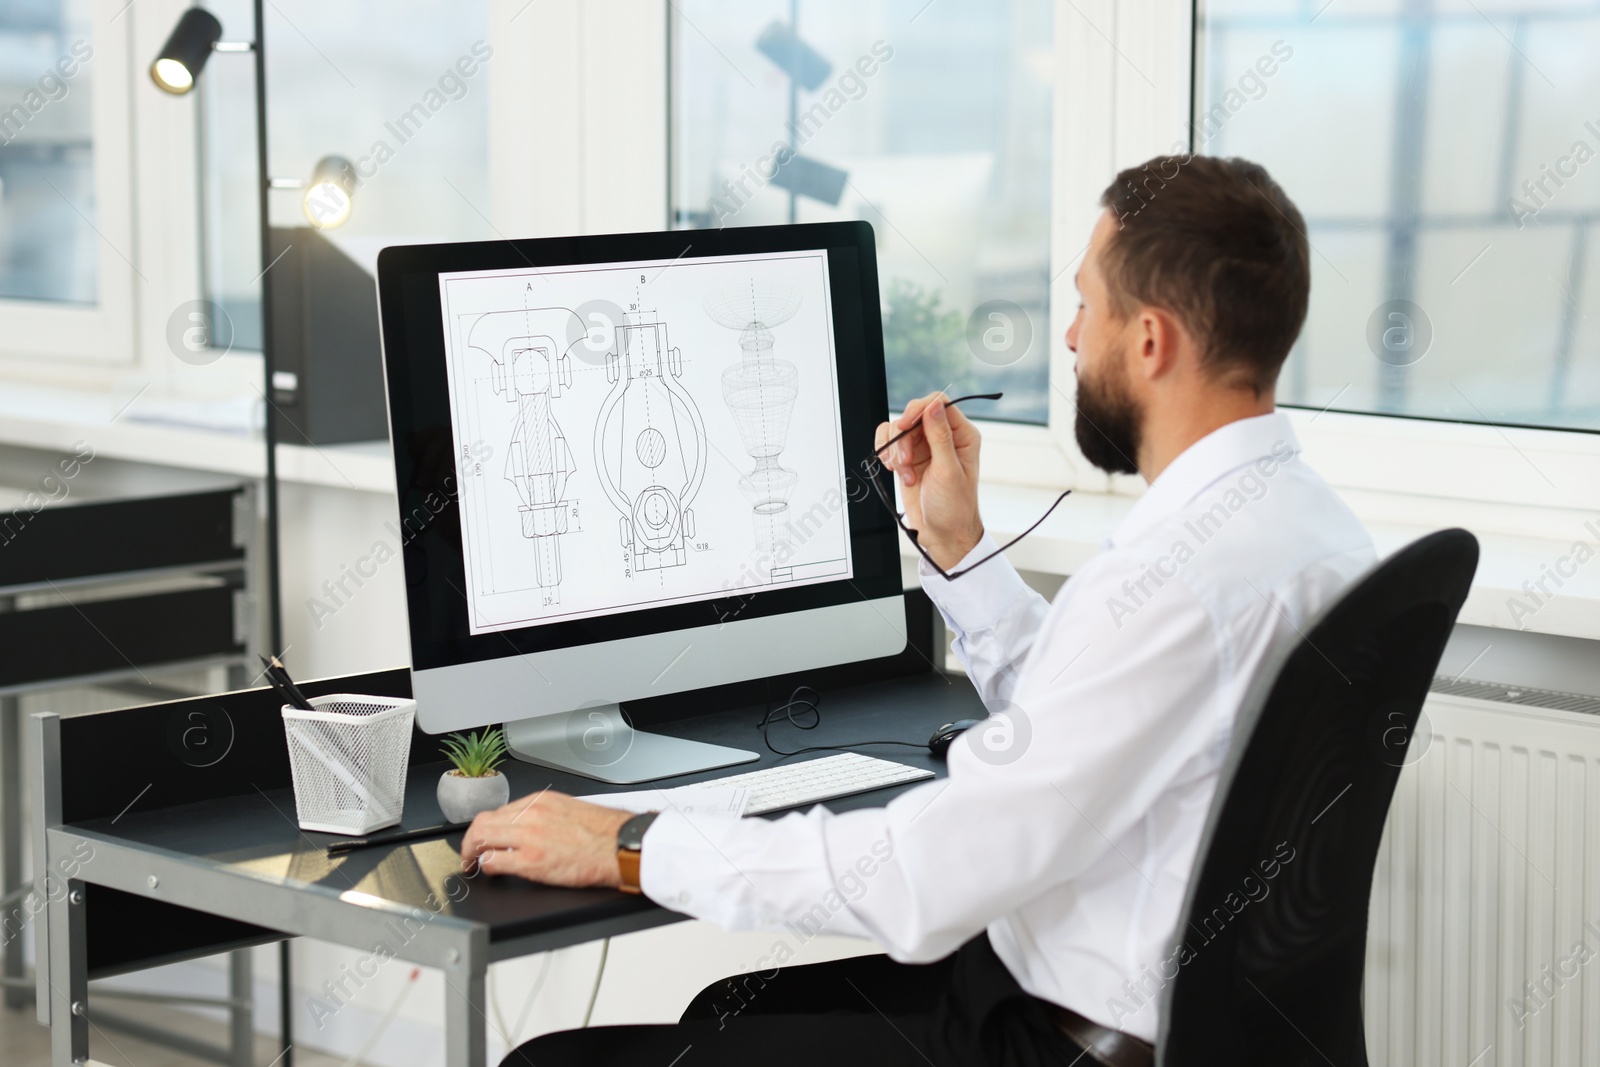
439, 249, 853, 635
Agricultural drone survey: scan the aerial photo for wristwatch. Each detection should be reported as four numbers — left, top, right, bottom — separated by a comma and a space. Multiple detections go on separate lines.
615, 812, 659, 894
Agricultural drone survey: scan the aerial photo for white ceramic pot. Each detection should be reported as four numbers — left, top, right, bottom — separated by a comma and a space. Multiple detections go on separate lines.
437, 770, 509, 823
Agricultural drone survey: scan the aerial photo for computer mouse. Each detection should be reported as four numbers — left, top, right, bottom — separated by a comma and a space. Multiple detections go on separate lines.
928, 719, 983, 760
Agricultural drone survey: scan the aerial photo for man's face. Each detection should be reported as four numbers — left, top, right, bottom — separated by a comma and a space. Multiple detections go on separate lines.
1065, 211, 1143, 476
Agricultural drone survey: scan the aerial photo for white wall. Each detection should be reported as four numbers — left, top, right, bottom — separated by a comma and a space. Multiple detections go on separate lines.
279, 482, 410, 679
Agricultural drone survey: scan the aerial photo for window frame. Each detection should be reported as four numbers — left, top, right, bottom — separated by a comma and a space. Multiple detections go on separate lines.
0, 0, 143, 369
940, 0, 1197, 495
7, 0, 1589, 528
1042, 0, 1600, 521
493, 1, 668, 240
0, 0, 668, 387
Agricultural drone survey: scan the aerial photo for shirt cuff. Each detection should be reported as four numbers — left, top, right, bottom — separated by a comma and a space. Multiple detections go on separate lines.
636, 807, 742, 916
636, 805, 848, 934
919, 532, 1031, 634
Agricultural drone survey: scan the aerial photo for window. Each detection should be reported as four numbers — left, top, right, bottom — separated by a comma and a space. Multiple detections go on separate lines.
670, 0, 1055, 424
0, 0, 96, 304
199, 0, 494, 351
1197, 0, 1600, 433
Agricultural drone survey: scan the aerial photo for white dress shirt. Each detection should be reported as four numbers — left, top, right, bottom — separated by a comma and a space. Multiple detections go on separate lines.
639, 411, 1375, 1041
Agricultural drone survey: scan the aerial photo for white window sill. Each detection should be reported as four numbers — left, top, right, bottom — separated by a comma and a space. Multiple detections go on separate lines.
0, 379, 394, 493
3, 378, 1593, 640
918, 481, 1600, 642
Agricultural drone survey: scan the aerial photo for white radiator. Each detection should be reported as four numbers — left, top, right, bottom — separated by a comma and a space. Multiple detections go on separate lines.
1366, 683, 1600, 1067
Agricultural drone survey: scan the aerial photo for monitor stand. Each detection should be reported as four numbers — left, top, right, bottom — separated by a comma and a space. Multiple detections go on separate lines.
504, 706, 759, 784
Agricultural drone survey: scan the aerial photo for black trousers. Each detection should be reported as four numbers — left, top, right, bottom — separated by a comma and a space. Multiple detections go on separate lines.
504, 933, 1090, 1067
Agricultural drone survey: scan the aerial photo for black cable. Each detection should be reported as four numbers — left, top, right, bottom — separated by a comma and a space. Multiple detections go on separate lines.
755, 685, 928, 758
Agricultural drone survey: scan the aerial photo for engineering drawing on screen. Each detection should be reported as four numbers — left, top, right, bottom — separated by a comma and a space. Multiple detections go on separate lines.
706, 282, 802, 582
466, 310, 577, 593
596, 318, 707, 573
440, 250, 853, 635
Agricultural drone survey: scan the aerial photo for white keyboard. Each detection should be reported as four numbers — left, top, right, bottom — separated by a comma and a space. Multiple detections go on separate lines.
704, 752, 935, 816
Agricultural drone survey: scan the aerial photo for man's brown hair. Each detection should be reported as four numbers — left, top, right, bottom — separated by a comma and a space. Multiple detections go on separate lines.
1098, 155, 1310, 394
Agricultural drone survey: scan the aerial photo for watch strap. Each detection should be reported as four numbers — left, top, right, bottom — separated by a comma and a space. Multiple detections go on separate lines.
616, 811, 659, 894
618, 847, 644, 894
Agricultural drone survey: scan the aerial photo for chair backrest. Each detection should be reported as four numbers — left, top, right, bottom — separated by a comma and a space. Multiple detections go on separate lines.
1157, 528, 1479, 1066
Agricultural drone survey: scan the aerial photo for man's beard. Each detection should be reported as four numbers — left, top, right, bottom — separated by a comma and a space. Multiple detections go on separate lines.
1073, 359, 1143, 476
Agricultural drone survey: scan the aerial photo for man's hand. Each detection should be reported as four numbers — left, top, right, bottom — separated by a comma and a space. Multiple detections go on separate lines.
874, 393, 985, 571
459, 791, 634, 888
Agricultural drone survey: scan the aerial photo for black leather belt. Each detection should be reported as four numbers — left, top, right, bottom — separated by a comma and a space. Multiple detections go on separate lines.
1044, 1003, 1154, 1067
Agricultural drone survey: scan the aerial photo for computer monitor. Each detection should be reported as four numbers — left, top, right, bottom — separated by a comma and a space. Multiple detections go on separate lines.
375, 222, 905, 783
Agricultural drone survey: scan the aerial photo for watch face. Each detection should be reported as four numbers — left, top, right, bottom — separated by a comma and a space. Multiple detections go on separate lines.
618, 811, 658, 851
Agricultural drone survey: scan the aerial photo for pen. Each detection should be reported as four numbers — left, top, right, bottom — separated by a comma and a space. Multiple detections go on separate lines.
325, 822, 470, 856
267, 654, 312, 707
260, 665, 308, 710
259, 654, 313, 710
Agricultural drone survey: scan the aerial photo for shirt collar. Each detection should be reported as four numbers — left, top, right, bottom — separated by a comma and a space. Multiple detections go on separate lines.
1107, 411, 1301, 548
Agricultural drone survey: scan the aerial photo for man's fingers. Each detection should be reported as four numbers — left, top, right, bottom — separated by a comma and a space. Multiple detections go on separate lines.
460, 808, 529, 862
895, 396, 930, 432
460, 815, 488, 859
942, 400, 978, 440
874, 421, 895, 464
473, 845, 526, 877
461, 828, 530, 874
896, 392, 950, 432
920, 398, 959, 467
469, 833, 523, 856
878, 427, 932, 473
884, 429, 932, 486
885, 393, 958, 476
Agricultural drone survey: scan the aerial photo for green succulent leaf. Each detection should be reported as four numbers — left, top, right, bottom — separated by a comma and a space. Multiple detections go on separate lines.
440, 728, 508, 778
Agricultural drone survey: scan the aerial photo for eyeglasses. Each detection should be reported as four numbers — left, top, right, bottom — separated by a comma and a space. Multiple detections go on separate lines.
862, 392, 1072, 580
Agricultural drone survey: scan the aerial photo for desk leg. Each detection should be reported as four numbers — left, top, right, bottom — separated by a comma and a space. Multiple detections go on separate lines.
443, 936, 488, 1067
228, 949, 254, 1067
46, 878, 87, 1066
1, 693, 25, 1009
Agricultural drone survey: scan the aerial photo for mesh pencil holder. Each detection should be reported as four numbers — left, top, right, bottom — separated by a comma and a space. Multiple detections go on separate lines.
282, 695, 416, 835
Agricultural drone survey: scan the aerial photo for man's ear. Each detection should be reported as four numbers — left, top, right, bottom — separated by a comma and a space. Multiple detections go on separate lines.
1132, 306, 1183, 382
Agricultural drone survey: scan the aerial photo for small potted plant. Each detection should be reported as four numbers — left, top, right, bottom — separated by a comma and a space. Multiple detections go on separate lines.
437, 728, 510, 823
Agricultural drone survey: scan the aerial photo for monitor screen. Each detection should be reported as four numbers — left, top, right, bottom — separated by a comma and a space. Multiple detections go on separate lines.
438, 248, 853, 636
376, 223, 900, 676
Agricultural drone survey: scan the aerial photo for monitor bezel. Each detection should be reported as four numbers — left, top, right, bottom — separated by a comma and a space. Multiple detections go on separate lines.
375, 221, 903, 675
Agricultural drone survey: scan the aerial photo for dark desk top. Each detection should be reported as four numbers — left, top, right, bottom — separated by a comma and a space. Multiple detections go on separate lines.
72, 670, 983, 951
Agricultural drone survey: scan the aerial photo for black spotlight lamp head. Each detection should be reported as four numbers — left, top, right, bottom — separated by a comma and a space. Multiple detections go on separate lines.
302, 156, 358, 229
151, 7, 224, 95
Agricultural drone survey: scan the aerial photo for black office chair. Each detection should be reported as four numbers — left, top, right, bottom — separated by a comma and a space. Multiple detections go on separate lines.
1157, 528, 1479, 1066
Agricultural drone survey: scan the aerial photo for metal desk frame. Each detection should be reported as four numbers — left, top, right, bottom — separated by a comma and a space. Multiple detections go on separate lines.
28, 655, 972, 1067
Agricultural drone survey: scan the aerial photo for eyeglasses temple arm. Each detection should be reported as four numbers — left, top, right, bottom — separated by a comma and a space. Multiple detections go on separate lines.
942, 489, 1074, 580
872, 393, 1004, 457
